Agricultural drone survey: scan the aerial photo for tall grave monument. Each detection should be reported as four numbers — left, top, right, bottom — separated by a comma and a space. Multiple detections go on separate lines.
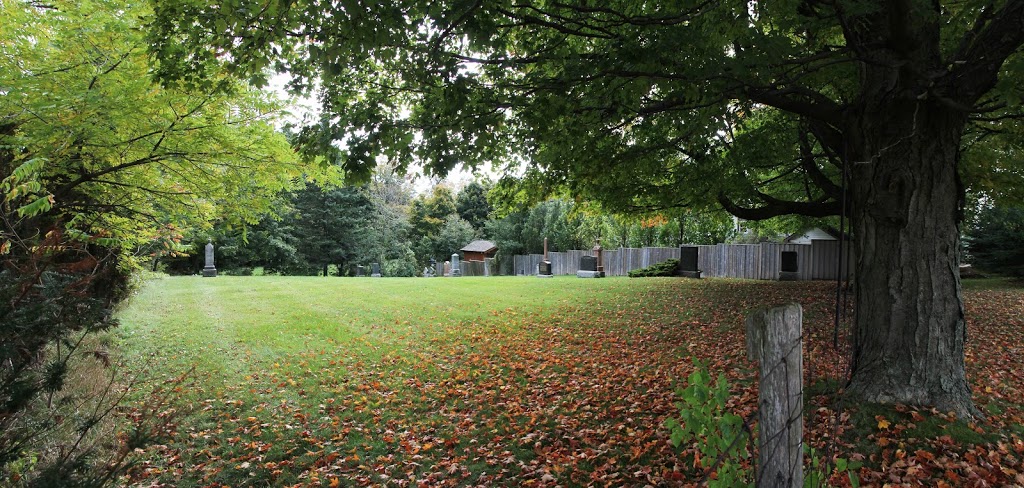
450, 253, 462, 277
202, 239, 217, 277
538, 237, 553, 277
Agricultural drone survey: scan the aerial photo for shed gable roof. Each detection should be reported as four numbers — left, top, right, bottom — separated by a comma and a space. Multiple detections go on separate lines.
460, 240, 498, 253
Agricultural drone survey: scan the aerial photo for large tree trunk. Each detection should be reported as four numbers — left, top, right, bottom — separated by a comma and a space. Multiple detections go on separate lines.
846, 98, 979, 418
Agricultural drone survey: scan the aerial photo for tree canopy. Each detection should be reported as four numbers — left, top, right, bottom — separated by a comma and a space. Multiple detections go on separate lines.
1, 0, 319, 477
148, 0, 1024, 416
1, 0, 312, 263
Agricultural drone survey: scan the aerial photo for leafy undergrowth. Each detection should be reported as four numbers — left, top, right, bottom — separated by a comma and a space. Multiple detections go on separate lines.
117, 277, 1024, 487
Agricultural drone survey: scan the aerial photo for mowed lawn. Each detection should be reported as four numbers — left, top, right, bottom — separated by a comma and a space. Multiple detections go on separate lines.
115, 276, 1024, 487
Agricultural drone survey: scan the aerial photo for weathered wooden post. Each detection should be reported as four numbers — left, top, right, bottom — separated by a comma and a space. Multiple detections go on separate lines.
746, 303, 803, 488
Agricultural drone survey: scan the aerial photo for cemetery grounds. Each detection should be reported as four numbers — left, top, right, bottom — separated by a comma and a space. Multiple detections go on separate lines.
114, 275, 1024, 487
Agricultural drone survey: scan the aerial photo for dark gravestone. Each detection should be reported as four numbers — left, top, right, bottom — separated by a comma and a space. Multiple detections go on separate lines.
577, 255, 602, 278
779, 251, 799, 281
677, 245, 701, 278
356, 265, 364, 277
579, 255, 597, 271
538, 261, 552, 276
371, 262, 382, 278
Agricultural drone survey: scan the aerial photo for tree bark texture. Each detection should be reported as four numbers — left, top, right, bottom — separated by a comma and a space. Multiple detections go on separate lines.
845, 95, 978, 418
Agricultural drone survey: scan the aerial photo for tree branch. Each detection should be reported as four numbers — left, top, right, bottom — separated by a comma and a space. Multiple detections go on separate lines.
745, 86, 843, 125
798, 129, 842, 199
947, 0, 1024, 104
717, 191, 841, 220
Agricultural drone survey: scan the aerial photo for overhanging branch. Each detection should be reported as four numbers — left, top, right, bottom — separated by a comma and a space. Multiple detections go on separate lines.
717, 192, 841, 220
745, 86, 843, 126
947, 0, 1024, 104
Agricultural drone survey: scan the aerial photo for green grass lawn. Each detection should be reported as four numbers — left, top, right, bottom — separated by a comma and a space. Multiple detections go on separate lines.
114, 275, 1024, 487
117, 275, 632, 378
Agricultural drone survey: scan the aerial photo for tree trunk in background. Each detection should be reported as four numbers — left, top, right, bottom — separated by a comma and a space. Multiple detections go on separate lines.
846, 97, 978, 418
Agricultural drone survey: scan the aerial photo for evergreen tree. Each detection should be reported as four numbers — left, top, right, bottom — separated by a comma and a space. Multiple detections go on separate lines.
965, 205, 1024, 277
292, 185, 373, 276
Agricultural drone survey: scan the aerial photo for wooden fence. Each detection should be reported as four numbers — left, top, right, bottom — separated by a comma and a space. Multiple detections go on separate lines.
432, 258, 500, 277
513, 240, 852, 280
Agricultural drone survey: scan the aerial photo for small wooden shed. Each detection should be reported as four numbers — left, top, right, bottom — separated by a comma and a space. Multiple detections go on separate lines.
461, 240, 498, 262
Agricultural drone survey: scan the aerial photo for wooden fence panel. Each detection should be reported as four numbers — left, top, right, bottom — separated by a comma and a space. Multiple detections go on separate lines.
603, 249, 622, 276
514, 254, 544, 275
511, 242, 853, 280
809, 240, 853, 280
461, 260, 486, 277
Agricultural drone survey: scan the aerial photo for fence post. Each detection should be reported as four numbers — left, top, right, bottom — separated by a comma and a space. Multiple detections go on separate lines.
745, 303, 803, 488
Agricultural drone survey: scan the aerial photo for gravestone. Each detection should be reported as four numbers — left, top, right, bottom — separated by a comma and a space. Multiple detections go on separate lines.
450, 253, 462, 277
580, 255, 597, 271
371, 262, 382, 278
592, 239, 605, 277
577, 255, 602, 278
538, 261, 552, 276
538, 237, 553, 277
443, 261, 451, 277
356, 265, 364, 277
676, 245, 701, 278
202, 240, 217, 277
779, 251, 799, 281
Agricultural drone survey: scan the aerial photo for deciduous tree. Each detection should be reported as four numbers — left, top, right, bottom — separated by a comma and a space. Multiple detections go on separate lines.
1, 0, 308, 478
148, 0, 1024, 416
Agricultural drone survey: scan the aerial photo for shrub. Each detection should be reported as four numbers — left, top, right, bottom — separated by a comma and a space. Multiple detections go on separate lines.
628, 258, 680, 277
0, 237, 133, 484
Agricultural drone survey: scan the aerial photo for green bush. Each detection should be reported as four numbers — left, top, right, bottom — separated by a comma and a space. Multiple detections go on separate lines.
665, 359, 752, 487
628, 258, 680, 277
666, 360, 861, 488
383, 249, 419, 277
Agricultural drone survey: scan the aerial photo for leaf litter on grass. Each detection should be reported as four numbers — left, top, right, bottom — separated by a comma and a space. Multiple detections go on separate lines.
121, 278, 1024, 487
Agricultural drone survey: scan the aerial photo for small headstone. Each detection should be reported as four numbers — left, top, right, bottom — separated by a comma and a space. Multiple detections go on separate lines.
677, 245, 701, 278
443, 261, 451, 277
577, 255, 602, 278
356, 265, 364, 277
538, 260, 552, 276
580, 256, 597, 271
371, 262, 382, 278
202, 240, 217, 277
450, 253, 462, 277
779, 251, 799, 281
592, 239, 605, 277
